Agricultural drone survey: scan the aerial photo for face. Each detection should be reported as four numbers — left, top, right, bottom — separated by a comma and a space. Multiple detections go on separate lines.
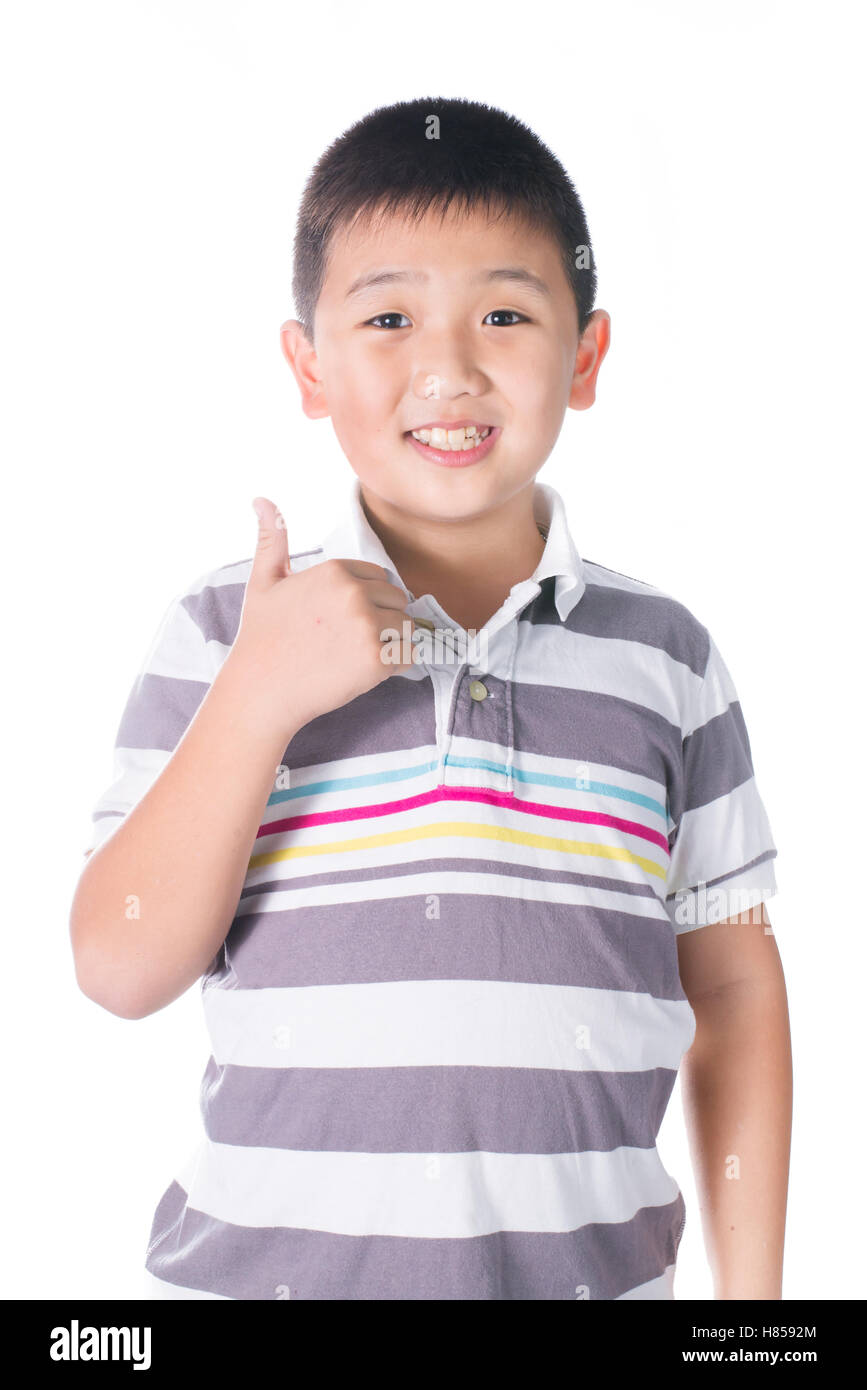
281, 201, 609, 526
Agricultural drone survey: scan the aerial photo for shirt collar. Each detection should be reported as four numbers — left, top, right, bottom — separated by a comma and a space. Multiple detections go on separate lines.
319, 477, 586, 623
529, 481, 586, 620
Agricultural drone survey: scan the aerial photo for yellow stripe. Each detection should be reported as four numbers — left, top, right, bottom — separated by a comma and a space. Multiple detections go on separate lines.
248, 820, 666, 879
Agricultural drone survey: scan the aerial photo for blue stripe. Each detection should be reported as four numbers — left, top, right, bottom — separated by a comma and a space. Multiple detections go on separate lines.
444, 755, 668, 820
269, 753, 667, 821
268, 760, 439, 805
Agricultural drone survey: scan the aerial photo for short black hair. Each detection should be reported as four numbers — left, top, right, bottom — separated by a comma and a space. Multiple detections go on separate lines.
292, 97, 597, 343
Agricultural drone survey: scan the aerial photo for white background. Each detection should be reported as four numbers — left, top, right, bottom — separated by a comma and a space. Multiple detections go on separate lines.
2, 0, 864, 1300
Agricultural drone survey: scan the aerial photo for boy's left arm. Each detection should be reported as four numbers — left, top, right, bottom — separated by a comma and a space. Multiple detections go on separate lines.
676, 905, 792, 1299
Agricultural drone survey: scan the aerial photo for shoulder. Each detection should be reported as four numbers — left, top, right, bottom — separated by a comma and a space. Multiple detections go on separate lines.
577, 558, 711, 679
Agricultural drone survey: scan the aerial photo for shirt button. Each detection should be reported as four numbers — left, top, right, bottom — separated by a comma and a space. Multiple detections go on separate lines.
469, 679, 488, 701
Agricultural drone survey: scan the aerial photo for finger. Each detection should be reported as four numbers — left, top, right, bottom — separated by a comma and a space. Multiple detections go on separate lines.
361, 579, 416, 610
337, 558, 395, 583
249, 497, 292, 589
375, 609, 419, 671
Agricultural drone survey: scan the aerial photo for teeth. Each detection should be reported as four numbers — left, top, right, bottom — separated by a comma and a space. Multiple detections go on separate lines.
410, 425, 491, 451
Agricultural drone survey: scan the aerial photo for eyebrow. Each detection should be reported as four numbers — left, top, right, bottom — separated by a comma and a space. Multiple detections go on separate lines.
344, 266, 552, 301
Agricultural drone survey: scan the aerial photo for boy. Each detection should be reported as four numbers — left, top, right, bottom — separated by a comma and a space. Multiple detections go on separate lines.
71, 97, 791, 1301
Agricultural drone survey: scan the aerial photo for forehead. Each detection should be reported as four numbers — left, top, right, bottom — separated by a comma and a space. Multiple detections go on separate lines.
321, 200, 566, 295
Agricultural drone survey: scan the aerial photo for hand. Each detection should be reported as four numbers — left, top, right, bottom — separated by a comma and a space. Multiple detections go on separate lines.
224, 497, 417, 741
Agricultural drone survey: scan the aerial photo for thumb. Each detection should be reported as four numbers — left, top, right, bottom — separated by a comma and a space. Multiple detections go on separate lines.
250, 496, 292, 588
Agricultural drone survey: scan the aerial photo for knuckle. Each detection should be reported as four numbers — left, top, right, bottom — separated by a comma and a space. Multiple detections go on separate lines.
320, 558, 344, 586
349, 584, 371, 616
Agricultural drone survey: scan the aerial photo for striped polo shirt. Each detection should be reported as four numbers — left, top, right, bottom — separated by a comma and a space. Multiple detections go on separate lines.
83, 479, 778, 1301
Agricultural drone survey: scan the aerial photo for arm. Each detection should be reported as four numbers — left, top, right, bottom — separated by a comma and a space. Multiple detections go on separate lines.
677, 905, 792, 1299
70, 498, 414, 1021
71, 652, 296, 1019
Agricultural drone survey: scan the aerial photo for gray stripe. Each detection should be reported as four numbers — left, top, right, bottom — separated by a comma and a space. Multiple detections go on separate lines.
177, 556, 327, 645
146, 1180, 685, 1300
665, 848, 778, 902
180, 582, 243, 646
191, 566, 707, 682
116, 673, 210, 752
216, 546, 323, 574
116, 667, 679, 787
284, 674, 437, 765
115, 667, 435, 761
677, 702, 753, 817
446, 668, 513, 747
221, 893, 685, 997
497, 683, 681, 785
239, 855, 660, 903
216, 557, 253, 572
525, 577, 710, 677
200, 1059, 678, 1154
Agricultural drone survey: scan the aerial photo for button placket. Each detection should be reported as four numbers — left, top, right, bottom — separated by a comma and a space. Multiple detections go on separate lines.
501, 617, 519, 796
450, 666, 512, 772
408, 598, 522, 794
407, 611, 452, 785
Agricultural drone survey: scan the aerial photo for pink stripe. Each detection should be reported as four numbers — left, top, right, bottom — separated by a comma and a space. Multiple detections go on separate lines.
256, 784, 670, 855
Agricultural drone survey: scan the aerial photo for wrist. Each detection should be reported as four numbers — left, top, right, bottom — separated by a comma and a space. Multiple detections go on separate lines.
213, 648, 305, 750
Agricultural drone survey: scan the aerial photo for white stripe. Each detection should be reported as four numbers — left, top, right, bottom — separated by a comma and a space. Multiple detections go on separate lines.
202, 978, 695, 1071
616, 1263, 677, 1299
670, 864, 778, 933
174, 1139, 205, 1195
515, 622, 700, 727
84, 746, 170, 852
235, 867, 670, 920
260, 739, 669, 835
83, 811, 125, 855
182, 1138, 680, 1239
449, 737, 669, 810
260, 744, 441, 820
137, 588, 217, 682
666, 777, 777, 898
184, 559, 252, 594
253, 793, 667, 855
685, 633, 740, 735
245, 824, 668, 888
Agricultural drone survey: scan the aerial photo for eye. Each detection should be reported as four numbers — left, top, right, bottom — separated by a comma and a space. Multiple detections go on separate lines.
484, 309, 529, 327
364, 312, 411, 329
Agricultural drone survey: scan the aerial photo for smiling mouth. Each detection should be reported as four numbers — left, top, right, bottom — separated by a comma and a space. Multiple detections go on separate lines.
408, 425, 492, 453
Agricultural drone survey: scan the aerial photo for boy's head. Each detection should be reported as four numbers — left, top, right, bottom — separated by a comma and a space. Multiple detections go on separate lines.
281, 97, 609, 527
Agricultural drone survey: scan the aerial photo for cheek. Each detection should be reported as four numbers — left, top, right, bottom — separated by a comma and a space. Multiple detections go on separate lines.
345, 360, 397, 424
331, 383, 395, 460
505, 356, 564, 423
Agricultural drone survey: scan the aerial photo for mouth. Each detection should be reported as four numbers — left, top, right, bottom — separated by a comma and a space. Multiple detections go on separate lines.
404, 422, 499, 468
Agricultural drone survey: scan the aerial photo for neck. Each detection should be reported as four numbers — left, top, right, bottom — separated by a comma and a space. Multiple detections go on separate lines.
358, 481, 547, 632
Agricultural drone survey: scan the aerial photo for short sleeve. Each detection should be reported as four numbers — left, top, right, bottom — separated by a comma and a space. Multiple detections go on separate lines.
82, 575, 221, 857
664, 633, 778, 932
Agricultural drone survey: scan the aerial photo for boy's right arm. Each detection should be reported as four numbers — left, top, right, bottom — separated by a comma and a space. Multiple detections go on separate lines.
69, 498, 415, 1020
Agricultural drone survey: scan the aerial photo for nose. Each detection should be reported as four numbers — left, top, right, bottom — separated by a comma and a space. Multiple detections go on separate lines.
411, 331, 490, 403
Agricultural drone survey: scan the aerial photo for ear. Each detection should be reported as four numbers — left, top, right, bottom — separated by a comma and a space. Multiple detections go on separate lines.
280, 319, 330, 420
567, 309, 611, 411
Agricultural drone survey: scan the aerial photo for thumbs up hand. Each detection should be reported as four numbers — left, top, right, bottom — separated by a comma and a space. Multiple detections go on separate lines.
223, 497, 417, 742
